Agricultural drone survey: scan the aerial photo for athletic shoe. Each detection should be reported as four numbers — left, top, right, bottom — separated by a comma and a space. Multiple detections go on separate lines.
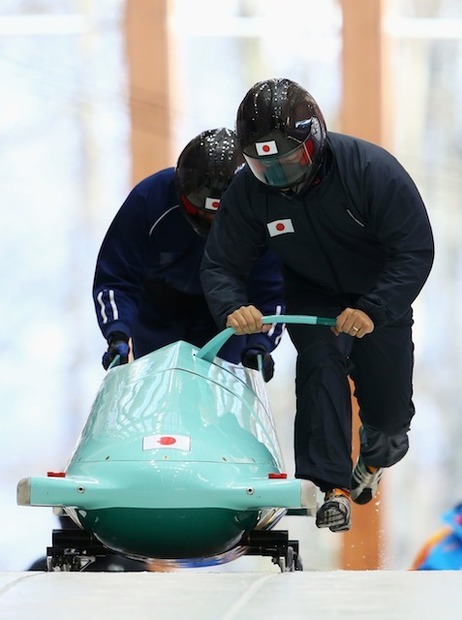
315, 488, 351, 532
351, 455, 383, 504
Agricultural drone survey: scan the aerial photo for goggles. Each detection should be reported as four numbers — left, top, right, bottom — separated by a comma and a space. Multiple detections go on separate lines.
244, 134, 317, 189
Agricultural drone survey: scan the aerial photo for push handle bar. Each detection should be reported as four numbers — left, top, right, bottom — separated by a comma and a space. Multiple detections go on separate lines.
196, 314, 336, 363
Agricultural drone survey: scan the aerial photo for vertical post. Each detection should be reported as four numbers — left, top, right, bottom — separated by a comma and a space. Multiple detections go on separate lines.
339, 0, 390, 570
124, 0, 173, 184
340, 383, 384, 569
340, 0, 391, 148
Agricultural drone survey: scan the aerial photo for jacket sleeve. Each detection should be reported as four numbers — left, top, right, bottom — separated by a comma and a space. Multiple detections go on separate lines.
355, 150, 434, 327
201, 175, 276, 331
245, 249, 285, 352
93, 186, 151, 342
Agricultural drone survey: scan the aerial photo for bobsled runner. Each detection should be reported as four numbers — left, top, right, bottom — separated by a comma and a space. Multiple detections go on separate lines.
17, 314, 336, 572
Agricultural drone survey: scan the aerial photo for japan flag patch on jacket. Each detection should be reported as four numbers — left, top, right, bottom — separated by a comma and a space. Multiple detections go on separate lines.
266, 219, 295, 237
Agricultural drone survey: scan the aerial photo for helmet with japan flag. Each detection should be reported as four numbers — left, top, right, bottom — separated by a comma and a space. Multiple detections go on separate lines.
175, 127, 244, 236
236, 78, 327, 193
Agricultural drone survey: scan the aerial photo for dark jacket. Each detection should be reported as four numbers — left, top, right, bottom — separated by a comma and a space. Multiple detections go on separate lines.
93, 168, 284, 357
200, 132, 434, 329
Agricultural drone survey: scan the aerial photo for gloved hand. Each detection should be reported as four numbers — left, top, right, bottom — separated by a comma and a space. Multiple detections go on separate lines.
102, 332, 130, 370
240, 345, 275, 382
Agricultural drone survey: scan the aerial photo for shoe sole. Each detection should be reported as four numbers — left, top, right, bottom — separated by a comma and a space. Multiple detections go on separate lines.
329, 523, 351, 532
351, 489, 373, 505
316, 501, 351, 532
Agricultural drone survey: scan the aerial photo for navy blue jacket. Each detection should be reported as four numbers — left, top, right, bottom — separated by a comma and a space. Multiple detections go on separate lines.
93, 168, 284, 362
200, 133, 434, 329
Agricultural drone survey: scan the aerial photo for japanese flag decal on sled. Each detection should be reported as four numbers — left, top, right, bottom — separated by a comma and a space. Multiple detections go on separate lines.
17, 315, 336, 572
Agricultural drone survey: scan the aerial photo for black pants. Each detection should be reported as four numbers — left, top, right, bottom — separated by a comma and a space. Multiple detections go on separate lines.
286, 295, 414, 491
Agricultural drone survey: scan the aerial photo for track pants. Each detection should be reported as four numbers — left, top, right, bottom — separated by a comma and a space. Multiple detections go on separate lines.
286, 298, 415, 491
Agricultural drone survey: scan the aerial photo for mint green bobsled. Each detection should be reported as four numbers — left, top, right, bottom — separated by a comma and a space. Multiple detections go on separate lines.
17, 315, 334, 566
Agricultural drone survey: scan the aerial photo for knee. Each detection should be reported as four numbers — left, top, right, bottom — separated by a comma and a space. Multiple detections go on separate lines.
359, 424, 410, 468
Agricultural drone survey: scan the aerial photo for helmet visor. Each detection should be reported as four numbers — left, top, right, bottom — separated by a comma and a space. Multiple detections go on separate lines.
243, 135, 316, 189
181, 195, 216, 237
184, 185, 222, 212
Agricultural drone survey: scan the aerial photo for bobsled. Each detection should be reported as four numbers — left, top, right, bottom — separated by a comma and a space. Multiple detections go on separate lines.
17, 315, 335, 572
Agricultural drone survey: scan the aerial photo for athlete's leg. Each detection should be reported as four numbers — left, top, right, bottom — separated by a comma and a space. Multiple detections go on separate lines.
350, 318, 415, 468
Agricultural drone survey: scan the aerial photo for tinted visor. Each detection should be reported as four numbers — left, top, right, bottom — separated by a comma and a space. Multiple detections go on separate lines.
244, 135, 316, 189
182, 193, 220, 214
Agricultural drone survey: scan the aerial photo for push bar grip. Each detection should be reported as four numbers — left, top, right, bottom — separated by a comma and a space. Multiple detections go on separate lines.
261, 314, 336, 327
196, 314, 336, 363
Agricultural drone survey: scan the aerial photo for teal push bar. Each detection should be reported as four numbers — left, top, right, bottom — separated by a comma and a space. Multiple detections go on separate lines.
196, 314, 336, 363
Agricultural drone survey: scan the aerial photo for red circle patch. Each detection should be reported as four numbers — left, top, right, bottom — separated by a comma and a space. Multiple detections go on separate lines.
159, 436, 176, 445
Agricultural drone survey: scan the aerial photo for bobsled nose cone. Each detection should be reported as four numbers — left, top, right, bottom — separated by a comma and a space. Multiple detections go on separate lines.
17, 478, 31, 506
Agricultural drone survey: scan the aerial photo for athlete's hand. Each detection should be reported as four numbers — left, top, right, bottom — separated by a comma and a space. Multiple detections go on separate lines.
241, 345, 275, 382
226, 305, 270, 334
102, 332, 130, 369
332, 308, 374, 339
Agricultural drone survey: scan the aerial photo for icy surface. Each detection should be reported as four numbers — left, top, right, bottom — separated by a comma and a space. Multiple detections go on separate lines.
0, 570, 459, 619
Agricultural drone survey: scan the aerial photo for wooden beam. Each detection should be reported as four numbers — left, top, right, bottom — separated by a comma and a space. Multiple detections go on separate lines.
340, 0, 391, 148
339, 0, 390, 569
124, 0, 172, 184
339, 383, 384, 569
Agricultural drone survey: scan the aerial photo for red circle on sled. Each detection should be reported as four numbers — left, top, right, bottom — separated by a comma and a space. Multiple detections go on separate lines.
159, 436, 176, 445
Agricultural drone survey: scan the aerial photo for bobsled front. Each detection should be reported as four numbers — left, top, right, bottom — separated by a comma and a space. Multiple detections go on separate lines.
18, 334, 316, 563
18, 315, 336, 567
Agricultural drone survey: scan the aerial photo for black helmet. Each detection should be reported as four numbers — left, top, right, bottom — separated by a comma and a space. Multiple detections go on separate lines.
175, 128, 244, 236
236, 78, 327, 192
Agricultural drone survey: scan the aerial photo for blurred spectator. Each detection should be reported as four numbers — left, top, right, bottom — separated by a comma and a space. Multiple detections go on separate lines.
411, 503, 462, 570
